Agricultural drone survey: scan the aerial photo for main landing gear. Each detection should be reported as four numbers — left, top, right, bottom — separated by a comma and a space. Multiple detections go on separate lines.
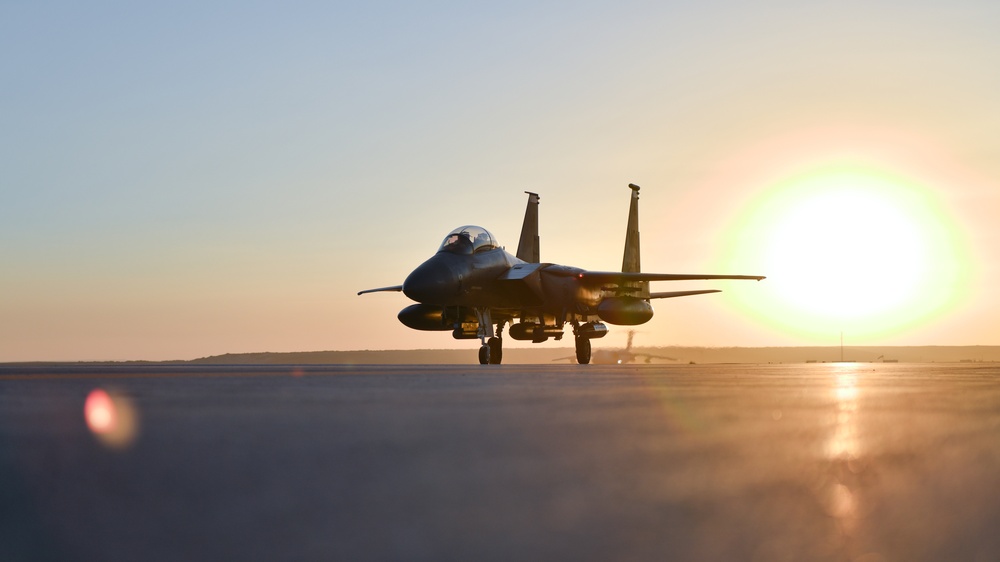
572, 320, 605, 364
479, 336, 503, 365
575, 335, 591, 365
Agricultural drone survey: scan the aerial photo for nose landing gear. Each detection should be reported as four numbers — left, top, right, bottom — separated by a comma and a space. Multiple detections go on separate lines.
476, 310, 504, 365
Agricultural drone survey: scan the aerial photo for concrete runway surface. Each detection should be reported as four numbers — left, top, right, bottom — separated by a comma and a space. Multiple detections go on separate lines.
1, 363, 999, 561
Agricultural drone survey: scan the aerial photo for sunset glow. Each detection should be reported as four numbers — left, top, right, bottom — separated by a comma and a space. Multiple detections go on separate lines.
722, 162, 972, 342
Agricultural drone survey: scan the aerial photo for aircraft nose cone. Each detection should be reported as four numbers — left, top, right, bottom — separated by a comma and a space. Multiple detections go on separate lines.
403, 256, 461, 304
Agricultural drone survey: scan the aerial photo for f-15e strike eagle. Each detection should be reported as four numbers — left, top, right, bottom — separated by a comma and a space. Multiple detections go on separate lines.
359, 184, 764, 364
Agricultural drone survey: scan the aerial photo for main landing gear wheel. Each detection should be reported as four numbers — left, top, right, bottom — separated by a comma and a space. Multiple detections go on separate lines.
487, 337, 503, 365
478, 344, 490, 365
575, 336, 591, 365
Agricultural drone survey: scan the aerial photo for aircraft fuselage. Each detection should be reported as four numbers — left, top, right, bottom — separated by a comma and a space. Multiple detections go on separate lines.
403, 248, 523, 309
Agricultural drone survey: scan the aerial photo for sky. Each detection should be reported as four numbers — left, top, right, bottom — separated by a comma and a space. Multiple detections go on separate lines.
3, 1, 1000, 361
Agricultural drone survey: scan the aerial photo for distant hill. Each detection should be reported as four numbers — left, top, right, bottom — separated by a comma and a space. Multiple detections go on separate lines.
186, 346, 1000, 365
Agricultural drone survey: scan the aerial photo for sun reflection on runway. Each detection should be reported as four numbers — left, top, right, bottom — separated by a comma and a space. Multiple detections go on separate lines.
828, 369, 860, 459
819, 366, 867, 541
84, 388, 139, 449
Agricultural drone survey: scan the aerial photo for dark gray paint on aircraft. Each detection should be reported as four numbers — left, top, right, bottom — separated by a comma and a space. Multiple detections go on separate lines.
359, 184, 764, 364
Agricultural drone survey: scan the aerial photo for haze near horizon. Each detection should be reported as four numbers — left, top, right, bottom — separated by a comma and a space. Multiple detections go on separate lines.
3, 2, 999, 361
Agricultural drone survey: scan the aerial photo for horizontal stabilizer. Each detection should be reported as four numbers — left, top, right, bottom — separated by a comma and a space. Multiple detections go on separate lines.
649, 289, 721, 299
357, 285, 403, 296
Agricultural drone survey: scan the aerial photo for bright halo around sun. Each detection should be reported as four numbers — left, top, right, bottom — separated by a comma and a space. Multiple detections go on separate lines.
720, 164, 972, 342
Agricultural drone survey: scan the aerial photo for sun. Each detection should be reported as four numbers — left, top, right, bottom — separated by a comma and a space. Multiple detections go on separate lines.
720, 164, 971, 342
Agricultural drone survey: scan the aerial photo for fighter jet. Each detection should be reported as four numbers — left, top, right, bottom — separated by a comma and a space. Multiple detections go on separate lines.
359, 184, 764, 365
553, 331, 679, 365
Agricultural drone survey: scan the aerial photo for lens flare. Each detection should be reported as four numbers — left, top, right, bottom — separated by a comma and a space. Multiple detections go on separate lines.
85, 388, 139, 448
85, 389, 117, 432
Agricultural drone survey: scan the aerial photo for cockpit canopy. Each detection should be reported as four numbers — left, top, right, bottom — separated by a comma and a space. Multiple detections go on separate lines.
438, 225, 498, 255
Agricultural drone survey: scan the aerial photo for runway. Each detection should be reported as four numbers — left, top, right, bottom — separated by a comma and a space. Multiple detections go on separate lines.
2, 363, 999, 561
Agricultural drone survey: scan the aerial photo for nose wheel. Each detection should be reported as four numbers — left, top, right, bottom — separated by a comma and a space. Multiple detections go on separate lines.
474, 309, 502, 365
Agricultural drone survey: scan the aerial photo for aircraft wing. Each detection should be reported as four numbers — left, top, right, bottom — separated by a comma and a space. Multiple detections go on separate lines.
546, 269, 765, 283
635, 354, 679, 362
357, 285, 403, 296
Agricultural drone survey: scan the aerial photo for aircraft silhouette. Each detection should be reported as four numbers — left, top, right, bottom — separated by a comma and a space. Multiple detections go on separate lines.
359, 184, 764, 364
553, 330, 679, 364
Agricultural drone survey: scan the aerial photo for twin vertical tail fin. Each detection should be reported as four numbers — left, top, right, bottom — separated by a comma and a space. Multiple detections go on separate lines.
622, 184, 641, 273
516, 186, 642, 275
516, 191, 540, 263
622, 183, 650, 298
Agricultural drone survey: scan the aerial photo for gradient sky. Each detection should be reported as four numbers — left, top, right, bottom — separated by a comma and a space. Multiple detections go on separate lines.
3, 1, 999, 361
